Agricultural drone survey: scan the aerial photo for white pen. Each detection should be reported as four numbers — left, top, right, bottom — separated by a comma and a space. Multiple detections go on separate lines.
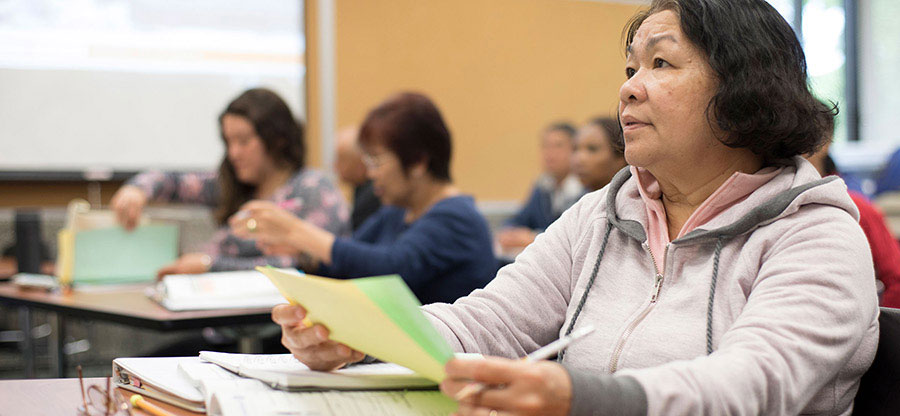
454, 325, 596, 401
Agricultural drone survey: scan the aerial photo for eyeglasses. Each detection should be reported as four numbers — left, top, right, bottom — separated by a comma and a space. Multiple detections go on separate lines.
76, 365, 131, 416
362, 152, 392, 170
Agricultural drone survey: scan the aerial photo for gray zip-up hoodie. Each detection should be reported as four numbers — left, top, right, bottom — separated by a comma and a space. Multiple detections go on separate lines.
423, 157, 879, 415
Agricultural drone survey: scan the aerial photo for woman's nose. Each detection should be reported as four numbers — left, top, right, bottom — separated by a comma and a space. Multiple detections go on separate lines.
619, 70, 646, 103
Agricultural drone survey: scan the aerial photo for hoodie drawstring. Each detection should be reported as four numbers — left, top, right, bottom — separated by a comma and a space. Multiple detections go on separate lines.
706, 236, 726, 354
558, 223, 613, 363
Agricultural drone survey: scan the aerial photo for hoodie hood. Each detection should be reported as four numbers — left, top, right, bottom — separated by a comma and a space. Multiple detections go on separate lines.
604, 156, 859, 246
561, 155, 862, 356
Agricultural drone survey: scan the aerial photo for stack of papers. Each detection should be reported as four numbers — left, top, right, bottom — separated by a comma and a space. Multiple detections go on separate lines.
113, 353, 457, 416
150, 270, 286, 311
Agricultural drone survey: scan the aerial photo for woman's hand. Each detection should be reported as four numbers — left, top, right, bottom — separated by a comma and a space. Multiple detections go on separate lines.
156, 252, 211, 279
110, 185, 148, 231
230, 200, 336, 264
441, 357, 573, 416
272, 304, 365, 371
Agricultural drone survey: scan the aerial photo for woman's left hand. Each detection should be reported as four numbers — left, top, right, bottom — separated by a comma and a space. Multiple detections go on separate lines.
156, 252, 211, 279
440, 357, 572, 416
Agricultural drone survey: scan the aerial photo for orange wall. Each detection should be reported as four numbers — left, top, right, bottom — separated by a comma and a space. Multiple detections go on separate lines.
331, 0, 641, 201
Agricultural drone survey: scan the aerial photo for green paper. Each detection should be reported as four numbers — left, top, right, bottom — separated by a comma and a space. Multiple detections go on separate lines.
73, 224, 178, 284
352, 275, 454, 365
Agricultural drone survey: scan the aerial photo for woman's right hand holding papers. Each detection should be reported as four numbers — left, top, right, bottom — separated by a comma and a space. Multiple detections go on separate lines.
272, 304, 365, 371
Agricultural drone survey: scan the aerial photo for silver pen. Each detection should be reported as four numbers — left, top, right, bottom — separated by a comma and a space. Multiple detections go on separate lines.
454, 325, 596, 401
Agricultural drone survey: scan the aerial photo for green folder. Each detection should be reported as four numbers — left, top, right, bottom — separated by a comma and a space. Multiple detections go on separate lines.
73, 225, 179, 284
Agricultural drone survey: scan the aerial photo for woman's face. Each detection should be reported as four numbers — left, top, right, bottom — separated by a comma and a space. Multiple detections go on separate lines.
573, 124, 626, 191
222, 114, 276, 185
363, 144, 414, 207
618, 10, 720, 174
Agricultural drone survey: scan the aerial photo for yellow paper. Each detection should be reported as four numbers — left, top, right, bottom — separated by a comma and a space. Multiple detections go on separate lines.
56, 229, 74, 287
259, 267, 448, 382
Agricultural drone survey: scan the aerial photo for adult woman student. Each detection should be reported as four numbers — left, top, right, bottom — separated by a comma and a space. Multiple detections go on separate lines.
110, 88, 349, 276
231, 92, 496, 305
572, 117, 627, 192
273, 1, 879, 415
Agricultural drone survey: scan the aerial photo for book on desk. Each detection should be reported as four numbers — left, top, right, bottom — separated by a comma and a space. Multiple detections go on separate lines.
113, 352, 457, 415
148, 270, 286, 311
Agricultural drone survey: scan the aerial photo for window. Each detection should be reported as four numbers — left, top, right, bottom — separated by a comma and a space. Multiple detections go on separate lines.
769, 0, 850, 143
860, 0, 900, 149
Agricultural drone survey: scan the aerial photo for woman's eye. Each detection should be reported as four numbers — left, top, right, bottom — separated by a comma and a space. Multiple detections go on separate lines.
654, 58, 670, 68
625, 67, 636, 78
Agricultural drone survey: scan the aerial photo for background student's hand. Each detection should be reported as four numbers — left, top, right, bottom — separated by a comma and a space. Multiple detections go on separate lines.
110, 185, 148, 231
230, 200, 302, 250
272, 304, 365, 371
156, 252, 211, 279
440, 357, 572, 416
497, 227, 538, 250
230, 200, 336, 263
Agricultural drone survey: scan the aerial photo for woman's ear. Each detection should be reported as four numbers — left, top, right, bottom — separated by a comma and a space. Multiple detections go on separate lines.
409, 159, 428, 179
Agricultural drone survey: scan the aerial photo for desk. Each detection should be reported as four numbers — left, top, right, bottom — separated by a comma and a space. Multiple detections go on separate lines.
0, 283, 275, 378
0, 377, 198, 415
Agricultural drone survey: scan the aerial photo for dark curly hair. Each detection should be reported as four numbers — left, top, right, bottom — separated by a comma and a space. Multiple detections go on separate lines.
624, 0, 837, 163
215, 88, 305, 224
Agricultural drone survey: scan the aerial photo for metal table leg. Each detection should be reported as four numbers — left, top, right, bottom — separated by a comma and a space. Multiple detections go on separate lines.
49, 312, 67, 378
17, 306, 34, 378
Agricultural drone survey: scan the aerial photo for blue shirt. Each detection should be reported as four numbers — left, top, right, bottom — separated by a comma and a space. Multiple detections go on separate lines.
505, 174, 584, 232
320, 195, 496, 304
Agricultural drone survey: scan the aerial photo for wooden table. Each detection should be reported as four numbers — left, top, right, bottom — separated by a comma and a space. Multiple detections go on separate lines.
0, 283, 275, 378
0, 377, 198, 415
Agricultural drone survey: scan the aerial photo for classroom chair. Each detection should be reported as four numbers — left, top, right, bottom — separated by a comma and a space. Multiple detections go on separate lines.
853, 306, 900, 415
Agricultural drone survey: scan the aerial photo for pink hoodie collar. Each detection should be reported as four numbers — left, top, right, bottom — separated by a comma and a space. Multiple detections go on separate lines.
631, 165, 783, 272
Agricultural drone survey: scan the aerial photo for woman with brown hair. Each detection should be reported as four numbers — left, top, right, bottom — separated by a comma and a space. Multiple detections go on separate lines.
110, 88, 348, 277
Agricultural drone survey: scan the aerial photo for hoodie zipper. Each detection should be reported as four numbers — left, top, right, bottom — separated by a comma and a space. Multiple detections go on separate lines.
608, 242, 666, 373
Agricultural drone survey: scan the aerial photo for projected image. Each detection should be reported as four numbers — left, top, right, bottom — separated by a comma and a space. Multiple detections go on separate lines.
0, 0, 305, 173
0, 0, 304, 76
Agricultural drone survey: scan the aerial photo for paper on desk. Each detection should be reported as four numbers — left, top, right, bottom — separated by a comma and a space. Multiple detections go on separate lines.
199, 351, 438, 390
257, 267, 454, 383
155, 270, 284, 311
72, 225, 178, 284
207, 386, 456, 416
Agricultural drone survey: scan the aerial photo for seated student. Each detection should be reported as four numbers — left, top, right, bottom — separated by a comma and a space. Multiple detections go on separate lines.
572, 117, 628, 192
496, 122, 584, 252
231, 92, 496, 305
273, 2, 878, 415
334, 126, 382, 231
807, 141, 900, 308
110, 88, 349, 277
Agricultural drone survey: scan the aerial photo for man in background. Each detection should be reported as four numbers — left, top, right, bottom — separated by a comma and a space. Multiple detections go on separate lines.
334, 126, 381, 231
497, 122, 583, 252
